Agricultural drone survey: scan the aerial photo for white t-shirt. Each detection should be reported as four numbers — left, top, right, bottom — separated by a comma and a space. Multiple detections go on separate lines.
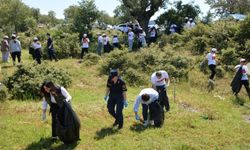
98, 36, 103, 44
42, 87, 72, 110
235, 65, 249, 80
206, 52, 216, 65
31, 42, 42, 49
150, 29, 156, 37
113, 37, 119, 44
128, 31, 134, 40
151, 70, 169, 86
133, 88, 159, 112
103, 36, 109, 45
82, 38, 90, 48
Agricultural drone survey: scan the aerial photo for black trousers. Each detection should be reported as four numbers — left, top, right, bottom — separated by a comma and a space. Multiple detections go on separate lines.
81, 48, 88, 59
35, 49, 42, 64
50, 104, 59, 137
156, 85, 170, 111
142, 101, 164, 127
48, 49, 57, 61
237, 80, 250, 98
11, 51, 21, 63
209, 64, 216, 80
107, 95, 124, 127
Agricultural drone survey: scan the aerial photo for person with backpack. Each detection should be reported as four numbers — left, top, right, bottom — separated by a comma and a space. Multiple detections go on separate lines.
9, 34, 22, 66
30, 37, 42, 64
151, 70, 170, 112
1, 35, 10, 62
81, 34, 90, 59
41, 80, 80, 143
104, 69, 128, 129
133, 88, 164, 127
206, 48, 217, 84
46, 33, 58, 61
231, 58, 250, 98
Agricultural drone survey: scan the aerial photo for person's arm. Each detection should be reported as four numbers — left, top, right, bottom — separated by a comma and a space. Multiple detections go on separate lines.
105, 88, 110, 97
166, 78, 170, 87
42, 97, 47, 120
134, 96, 141, 114
60, 87, 72, 102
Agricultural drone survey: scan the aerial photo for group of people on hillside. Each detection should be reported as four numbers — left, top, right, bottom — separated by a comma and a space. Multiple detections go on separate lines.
206, 48, 250, 98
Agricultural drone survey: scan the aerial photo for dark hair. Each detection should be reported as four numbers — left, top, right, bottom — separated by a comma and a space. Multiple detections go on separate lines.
141, 94, 150, 101
46, 33, 50, 36
156, 72, 162, 77
40, 80, 57, 94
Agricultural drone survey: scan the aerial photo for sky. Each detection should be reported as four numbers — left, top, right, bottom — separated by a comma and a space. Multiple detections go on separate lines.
22, 0, 210, 20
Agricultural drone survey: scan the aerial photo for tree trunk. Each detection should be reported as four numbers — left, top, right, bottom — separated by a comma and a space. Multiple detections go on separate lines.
137, 15, 151, 33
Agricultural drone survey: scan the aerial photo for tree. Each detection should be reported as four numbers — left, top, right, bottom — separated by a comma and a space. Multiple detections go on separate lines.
206, 0, 250, 16
97, 11, 119, 27
113, 4, 135, 23
121, 0, 168, 32
157, 1, 200, 33
48, 10, 58, 26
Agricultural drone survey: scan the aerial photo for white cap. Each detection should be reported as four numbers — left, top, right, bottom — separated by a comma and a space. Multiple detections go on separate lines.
33, 37, 38, 41
12, 34, 16, 38
240, 58, 246, 62
211, 48, 217, 52
102, 33, 106, 36
83, 34, 87, 37
189, 18, 193, 21
3, 35, 8, 39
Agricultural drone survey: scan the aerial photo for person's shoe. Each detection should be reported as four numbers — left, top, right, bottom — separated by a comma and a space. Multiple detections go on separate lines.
112, 120, 118, 127
143, 120, 149, 127
208, 79, 215, 84
149, 120, 154, 126
51, 136, 59, 140
118, 125, 123, 129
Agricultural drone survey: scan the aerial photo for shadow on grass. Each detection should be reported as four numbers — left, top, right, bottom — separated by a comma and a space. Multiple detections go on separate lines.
130, 123, 146, 133
94, 127, 119, 140
25, 137, 78, 150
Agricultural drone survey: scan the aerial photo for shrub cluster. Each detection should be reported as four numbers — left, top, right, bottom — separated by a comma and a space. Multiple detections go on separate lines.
5, 63, 72, 100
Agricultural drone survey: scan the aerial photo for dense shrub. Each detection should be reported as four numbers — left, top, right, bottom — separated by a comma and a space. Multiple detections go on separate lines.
82, 53, 101, 66
5, 63, 72, 100
215, 66, 225, 78
221, 48, 238, 65
188, 36, 208, 55
0, 84, 8, 101
123, 68, 147, 86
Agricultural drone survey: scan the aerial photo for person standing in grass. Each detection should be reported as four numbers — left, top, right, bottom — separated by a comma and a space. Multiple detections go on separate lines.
96, 33, 103, 55
104, 69, 128, 129
1, 35, 10, 63
151, 70, 170, 112
9, 34, 22, 65
206, 48, 217, 83
128, 28, 134, 51
232, 58, 250, 98
46, 33, 58, 61
31, 37, 42, 64
133, 88, 164, 127
81, 33, 90, 59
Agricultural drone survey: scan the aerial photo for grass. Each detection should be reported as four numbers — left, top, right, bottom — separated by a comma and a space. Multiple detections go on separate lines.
0, 50, 250, 150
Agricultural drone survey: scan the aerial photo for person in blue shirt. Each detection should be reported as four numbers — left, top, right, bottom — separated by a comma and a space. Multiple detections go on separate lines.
104, 70, 128, 129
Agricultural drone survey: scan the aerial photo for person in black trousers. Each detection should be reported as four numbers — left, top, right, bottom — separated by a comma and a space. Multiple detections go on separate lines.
47, 33, 58, 61
104, 70, 128, 129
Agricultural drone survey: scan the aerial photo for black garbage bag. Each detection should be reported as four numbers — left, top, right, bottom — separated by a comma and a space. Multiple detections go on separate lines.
230, 67, 242, 94
56, 100, 80, 144
149, 101, 164, 127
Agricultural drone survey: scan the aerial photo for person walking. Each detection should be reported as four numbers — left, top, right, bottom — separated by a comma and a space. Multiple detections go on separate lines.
81, 34, 90, 59
41, 80, 80, 144
133, 88, 164, 127
206, 48, 217, 84
231, 58, 250, 98
112, 34, 120, 49
46, 33, 58, 61
151, 70, 170, 112
104, 69, 128, 129
9, 34, 22, 65
31, 37, 42, 64
1, 35, 10, 62
96, 33, 103, 55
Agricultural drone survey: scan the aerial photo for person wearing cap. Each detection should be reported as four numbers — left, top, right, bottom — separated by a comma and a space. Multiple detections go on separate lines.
151, 70, 170, 112
1, 35, 10, 62
103, 34, 111, 53
9, 34, 22, 65
206, 48, 217, 83
133, 88, 164, 127
127, 28, 134, 51
233, 59, 250, 98
104, 70, 128, 129
96, 33, 103, 55
46, 33, 58, 61
138, 28, 147, 48
30, 37, 42, 64
81, 34, 90, 59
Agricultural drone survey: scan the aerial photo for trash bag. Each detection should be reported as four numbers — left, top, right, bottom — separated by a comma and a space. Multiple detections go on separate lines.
149, 101, 164, 127
230, 67, 242, 94
56, 100, 80, 144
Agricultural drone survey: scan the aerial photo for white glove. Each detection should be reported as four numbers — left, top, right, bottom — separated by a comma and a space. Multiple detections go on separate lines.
42, 112, 46, 121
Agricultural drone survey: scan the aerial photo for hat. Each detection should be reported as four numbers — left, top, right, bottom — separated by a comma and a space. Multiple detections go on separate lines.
33, 37, 38, 41
211, 48, 217, 52
110, 69, 118, 78
102, 33, 106, 36
189, 18, 193, 21
83, 34, 87, 37
3, 35, 8, 39
11, 34, 16, 38
240, 58, 246, 62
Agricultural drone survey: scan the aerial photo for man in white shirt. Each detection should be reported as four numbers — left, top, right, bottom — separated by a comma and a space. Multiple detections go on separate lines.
96, 33, 103, 55
151, 70, 170, 112
128, 28, 134, 51
234, 58, 250, 98
206, 48, 217, 83
133, 88, 164, 127
81, 34, 90, 59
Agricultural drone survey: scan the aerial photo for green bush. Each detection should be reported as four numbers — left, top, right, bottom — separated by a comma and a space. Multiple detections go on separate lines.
188, 36, 208, 55
0, 84, 8, 101
221, 48, 238, 65
83, 53, 101, 66
123, 68, 147, 86
215, 66, 225, 78
5, 63, 72, 100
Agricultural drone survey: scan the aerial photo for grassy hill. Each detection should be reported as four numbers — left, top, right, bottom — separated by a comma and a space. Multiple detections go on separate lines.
0, 49, 250, 150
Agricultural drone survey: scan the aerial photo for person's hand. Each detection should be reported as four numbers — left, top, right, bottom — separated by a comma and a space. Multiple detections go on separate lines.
124, 100, 128, 108
42, 112, 46, 121
135, 114, 140, 121
104, 95, 109, 102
